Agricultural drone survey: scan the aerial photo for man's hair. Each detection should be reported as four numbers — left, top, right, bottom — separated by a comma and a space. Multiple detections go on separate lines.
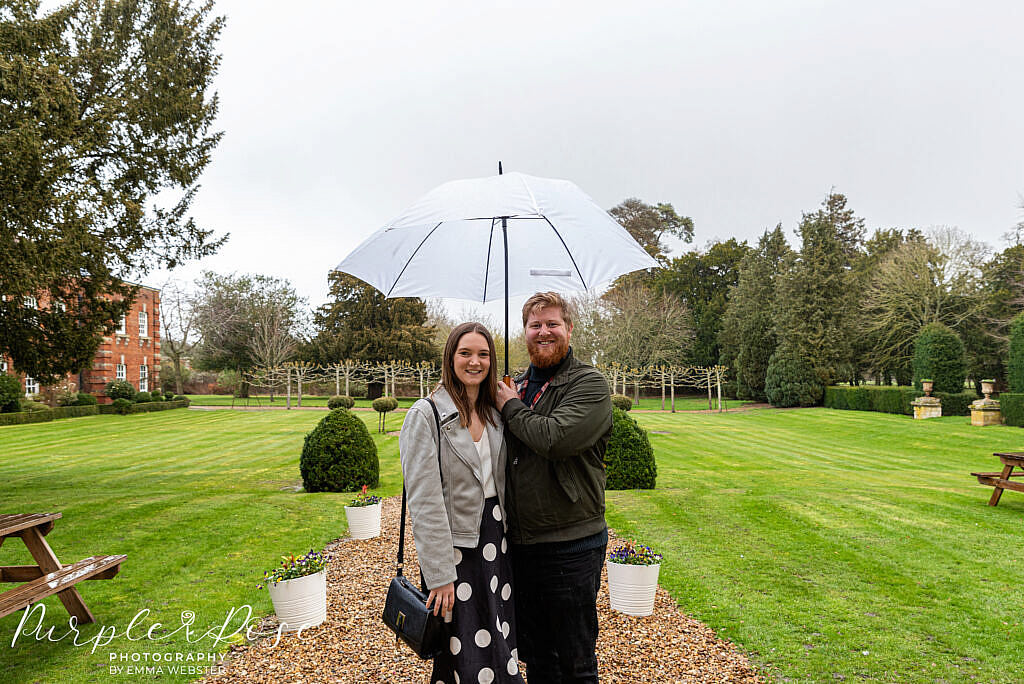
521, 291, 573, 328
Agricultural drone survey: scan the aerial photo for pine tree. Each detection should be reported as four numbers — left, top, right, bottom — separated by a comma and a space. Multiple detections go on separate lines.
308, 273, 438, 364
1, 1, 225, 383
773, 193, 862, 387
719, 226, 791, 400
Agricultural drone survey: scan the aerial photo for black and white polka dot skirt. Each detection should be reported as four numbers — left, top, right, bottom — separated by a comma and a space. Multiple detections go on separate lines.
431, 496, 523, 684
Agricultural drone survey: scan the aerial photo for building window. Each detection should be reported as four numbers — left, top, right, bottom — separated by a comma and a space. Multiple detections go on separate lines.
140, 365, 148, 392
0, 359, 7, 373
117, 314, 127, 335
54, 300, 66, 312
116, 363, 126, 381
25, 376, 39, 396
24, 296, 37, 309
139, 311, 148, 337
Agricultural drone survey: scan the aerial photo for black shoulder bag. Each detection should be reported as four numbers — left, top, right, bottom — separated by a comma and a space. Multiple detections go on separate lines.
381, 398, 446, 659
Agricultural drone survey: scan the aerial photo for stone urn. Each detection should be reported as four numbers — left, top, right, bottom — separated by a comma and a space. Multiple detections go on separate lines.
981, 379, 995, 399
921, 379, 934, 396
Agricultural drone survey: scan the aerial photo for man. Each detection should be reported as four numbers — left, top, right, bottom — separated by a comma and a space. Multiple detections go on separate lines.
495, 291, 613, 683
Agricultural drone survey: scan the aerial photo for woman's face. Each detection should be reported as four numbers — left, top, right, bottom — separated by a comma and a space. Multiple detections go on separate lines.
453, 331, 490, 388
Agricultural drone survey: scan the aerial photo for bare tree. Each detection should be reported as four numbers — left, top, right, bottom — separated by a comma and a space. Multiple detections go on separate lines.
160, 280, 199, 395
599, 283, 693, 369
862, 230, 987, 378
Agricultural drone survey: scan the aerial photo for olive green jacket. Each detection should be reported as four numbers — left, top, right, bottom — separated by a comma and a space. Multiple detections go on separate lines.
501, 351, 612, 545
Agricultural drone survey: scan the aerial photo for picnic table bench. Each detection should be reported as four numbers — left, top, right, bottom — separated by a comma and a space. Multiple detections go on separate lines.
0, 513, 125, 622
971, 452, 1024, 506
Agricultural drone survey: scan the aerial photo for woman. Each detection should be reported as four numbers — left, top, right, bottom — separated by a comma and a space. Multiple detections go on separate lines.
400, 322, 523, 684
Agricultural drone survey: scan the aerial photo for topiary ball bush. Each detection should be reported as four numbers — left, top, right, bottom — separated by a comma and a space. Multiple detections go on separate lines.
301, 408, 379, 492
610, 394, 632, 411
605, 407, 657, 490
328, 395, 355, 410
73, 392, 98, 406
372, 396, 398, 413
105, 380, 136, 400
912, 322, 966, 394
0, 373, 22, 413
111, 398, 134, 415
765, 347, 822, 407
134, 391, 152, 403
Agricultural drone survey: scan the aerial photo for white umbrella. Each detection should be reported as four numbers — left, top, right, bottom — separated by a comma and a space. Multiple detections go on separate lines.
334, 168, 658, 378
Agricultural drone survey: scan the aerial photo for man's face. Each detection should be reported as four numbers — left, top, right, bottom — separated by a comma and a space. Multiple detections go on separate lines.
525, 305, 572, 368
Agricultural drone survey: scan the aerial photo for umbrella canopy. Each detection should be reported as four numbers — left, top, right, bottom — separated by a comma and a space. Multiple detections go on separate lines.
335, 172, 657, 302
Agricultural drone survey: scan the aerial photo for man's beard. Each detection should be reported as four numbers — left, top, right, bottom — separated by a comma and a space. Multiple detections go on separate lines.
527, 337, 569, 368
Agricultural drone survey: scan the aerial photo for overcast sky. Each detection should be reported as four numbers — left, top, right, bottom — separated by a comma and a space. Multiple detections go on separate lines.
141, 0, 1024, 319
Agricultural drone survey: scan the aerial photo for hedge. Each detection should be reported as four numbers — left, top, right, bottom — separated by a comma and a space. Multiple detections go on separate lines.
50, 405, 99, 419
0, 404, 102, 426
824, 386, 977, 416
1001, 393, 1024, 427
933, 391, 978, 417
98, 400, 189, 415
0, 411, 56, 426
824, 386, 922, 415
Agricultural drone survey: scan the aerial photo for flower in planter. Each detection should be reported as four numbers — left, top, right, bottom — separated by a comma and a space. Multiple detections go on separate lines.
257, 548, 327, 588
348, 484, 381, 507
608, 541, 663, 566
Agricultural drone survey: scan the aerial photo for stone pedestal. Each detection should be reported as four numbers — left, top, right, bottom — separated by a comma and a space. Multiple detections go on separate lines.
970, 398, 1002, 426
912, 395, 942, 419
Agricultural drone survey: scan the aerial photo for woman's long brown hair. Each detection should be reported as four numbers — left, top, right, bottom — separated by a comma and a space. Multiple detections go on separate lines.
439, 322, 499, 428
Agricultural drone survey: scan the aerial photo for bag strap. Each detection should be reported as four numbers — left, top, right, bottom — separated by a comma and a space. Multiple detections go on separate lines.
397, 398, 442, 577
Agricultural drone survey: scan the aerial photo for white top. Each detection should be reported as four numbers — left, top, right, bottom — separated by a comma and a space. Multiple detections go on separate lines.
474, 434, 497, 498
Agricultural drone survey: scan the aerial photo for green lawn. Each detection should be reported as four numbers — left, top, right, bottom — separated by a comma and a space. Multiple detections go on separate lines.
184, 393, 752, 412
2, 406, 1020, 682
609, 408, 1024, 683
0, 408, 404, 683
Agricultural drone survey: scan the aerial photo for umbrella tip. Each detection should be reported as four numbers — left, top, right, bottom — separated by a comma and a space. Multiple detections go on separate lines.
498, 161, 503, 175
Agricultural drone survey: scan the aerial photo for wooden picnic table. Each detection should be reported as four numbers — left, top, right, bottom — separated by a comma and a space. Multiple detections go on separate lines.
0, 513, 125, 623
971, 452, 1024, 506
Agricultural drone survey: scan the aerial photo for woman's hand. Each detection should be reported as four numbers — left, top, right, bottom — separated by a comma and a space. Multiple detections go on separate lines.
426, 582, 455, 617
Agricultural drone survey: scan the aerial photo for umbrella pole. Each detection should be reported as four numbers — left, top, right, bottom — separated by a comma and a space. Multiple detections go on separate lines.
502, 216, 511, 386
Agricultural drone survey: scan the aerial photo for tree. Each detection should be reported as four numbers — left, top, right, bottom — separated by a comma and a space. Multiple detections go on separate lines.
655, 238, 749, 368
0, 0, 226, 384
193, 272, 306, 394
765, 344, 822, 407
608, 198, 693, 262
597, 282, 693, 369
159, 279, 199, 395
773, 194, 862, 386
912, 322, 966, 393
719, 226, 791, 400
861, 229, 987, 385
307, 272, 437, 365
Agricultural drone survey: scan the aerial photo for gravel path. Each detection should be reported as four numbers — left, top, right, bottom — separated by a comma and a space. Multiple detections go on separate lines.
204, 498, 763, 683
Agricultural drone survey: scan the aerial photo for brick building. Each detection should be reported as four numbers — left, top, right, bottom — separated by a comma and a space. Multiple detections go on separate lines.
1, 283, 161, 402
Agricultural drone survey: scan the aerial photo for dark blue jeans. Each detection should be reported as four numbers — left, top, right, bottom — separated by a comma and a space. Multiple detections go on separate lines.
512, 542, 606, 683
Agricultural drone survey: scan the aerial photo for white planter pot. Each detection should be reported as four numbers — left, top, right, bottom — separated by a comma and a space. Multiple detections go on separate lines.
606, 561, 660, 617
267, 569, 327, 632
345, 502, 381, 539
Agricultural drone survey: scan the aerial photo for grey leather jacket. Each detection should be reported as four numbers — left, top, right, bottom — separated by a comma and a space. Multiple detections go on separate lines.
399, 386, 507, 590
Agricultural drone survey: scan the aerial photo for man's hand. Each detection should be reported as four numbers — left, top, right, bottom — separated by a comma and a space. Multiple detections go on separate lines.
496, 380, 518, 410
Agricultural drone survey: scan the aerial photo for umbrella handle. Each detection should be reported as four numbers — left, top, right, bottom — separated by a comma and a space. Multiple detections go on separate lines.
502, 375, 513, 388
